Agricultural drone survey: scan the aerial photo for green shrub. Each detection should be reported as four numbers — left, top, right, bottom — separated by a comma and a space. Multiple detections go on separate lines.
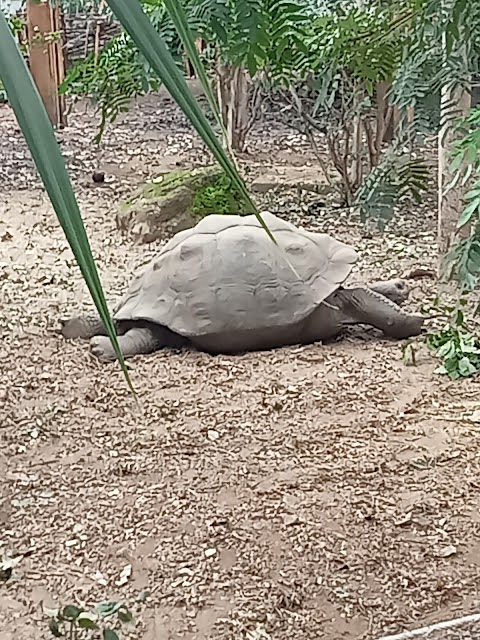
192, 174, 245, 216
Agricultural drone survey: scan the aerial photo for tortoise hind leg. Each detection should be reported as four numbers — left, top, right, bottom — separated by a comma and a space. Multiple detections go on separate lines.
90, 324, 188, 362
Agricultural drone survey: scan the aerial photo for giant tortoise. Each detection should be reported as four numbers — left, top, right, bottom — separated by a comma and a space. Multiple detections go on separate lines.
60, 212, 424, 361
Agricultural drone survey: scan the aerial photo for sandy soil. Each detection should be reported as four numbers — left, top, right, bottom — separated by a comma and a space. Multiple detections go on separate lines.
1, 91, 480, 640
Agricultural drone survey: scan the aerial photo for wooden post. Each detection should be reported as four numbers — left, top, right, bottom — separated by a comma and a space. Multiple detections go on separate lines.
26, 0, 66, 127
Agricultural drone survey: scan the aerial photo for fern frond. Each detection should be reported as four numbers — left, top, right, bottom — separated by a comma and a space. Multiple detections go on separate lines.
441, 225, 480, 290
355, 129, 430, 226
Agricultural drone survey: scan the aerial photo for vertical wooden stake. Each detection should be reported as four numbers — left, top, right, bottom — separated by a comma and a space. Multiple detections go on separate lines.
26, 0, 66, 127
94, 0, 107, 63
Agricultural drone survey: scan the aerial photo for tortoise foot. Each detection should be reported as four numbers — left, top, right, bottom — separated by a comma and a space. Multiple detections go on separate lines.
90, 336, 117, 362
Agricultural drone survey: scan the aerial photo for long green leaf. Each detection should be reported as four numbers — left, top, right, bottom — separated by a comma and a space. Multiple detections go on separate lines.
0, 11, 135, 395
161, 0, 248, 175
161, 0, 228, 141
104, 0, 278, 245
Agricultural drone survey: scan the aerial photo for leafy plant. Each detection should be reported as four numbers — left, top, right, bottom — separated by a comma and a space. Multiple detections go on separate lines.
60, 0, 311, 149
439, 107, 480, 290
274, 0, 480, 219
355, 132, 430, 225
269, 1, 431, 212
426, 306, 480, 379
61, 33, 160, 143
194, 0, 311, 77
389, 0, 480, 142
278, 3, 412, 88
442, 226, 480, 292
45, 600, 133, 639
59, 2, 184, 140
427, 94, 480, 381
192, 174, 244, 215
32, 0, 480, 221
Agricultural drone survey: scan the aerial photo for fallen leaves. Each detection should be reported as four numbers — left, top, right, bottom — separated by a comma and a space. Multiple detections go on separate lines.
435, 545, 458, 558
115, 564, 132, 587
0, 549, 23, 581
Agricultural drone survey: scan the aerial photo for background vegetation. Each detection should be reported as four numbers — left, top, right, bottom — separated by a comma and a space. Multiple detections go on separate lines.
2, 0, 480, 379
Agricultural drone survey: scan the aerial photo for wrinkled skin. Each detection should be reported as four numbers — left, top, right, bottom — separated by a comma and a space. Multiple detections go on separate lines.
60, 278, 424, 363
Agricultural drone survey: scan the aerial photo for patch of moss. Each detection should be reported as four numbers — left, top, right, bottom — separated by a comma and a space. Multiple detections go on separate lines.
192, 175, 246, 217
141, 170, 196, 199
123, 166, 223, 210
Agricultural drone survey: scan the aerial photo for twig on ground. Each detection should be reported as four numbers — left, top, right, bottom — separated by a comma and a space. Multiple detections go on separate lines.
378, 612, 480, 640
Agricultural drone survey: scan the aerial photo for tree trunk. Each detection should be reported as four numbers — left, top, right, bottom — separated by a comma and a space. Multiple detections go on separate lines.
346, 79, 365, 197
184, 38, 206, 78
349, 114, 363, 190
215, 61, 258, 152
374, 81, 392, 152
384, 104, 400, 143
437, 83, 471, 258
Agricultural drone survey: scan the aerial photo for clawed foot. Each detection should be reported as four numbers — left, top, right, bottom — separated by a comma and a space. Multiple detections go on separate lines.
90, 336, 117, 362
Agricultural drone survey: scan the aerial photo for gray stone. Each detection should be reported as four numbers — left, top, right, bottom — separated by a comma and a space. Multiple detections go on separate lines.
116, 166, 224, 244
251, 166, 335, 194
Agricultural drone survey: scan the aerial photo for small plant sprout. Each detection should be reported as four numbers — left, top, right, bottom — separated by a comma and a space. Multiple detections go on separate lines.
44, 600, 134, 640
426, 301, 480, 380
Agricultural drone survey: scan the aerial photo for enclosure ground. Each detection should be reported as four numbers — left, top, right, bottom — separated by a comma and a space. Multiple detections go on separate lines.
1, 91, 480, 640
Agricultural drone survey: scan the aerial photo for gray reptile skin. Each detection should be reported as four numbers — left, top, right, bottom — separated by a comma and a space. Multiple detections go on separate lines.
60, 212, 425, 362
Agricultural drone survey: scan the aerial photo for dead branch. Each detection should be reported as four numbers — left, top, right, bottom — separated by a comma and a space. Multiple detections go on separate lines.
364, 118, 377, 169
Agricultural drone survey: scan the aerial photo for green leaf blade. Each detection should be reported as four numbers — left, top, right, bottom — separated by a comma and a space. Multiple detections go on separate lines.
103, 0, 278, 246
0, 11, 136, 394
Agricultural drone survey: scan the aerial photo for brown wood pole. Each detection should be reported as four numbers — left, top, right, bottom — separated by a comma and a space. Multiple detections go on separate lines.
26, 0, 67, 127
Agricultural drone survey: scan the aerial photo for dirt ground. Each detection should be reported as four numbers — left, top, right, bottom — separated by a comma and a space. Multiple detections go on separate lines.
1, 90, 480, 640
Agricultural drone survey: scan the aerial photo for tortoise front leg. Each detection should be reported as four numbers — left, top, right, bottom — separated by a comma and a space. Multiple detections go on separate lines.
61, 314, 109, 340
340, 287, 424, 339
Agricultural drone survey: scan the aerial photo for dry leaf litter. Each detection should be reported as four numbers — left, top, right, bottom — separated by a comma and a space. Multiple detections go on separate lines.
1, 89, 480, 640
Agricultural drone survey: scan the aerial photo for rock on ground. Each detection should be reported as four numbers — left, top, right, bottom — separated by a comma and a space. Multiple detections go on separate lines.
117, 165, 224, 243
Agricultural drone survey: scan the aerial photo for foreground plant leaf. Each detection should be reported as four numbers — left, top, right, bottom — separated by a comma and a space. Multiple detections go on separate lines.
104, 0, 277, 244
0, 12, 135, 394
161, 0, 228, 141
